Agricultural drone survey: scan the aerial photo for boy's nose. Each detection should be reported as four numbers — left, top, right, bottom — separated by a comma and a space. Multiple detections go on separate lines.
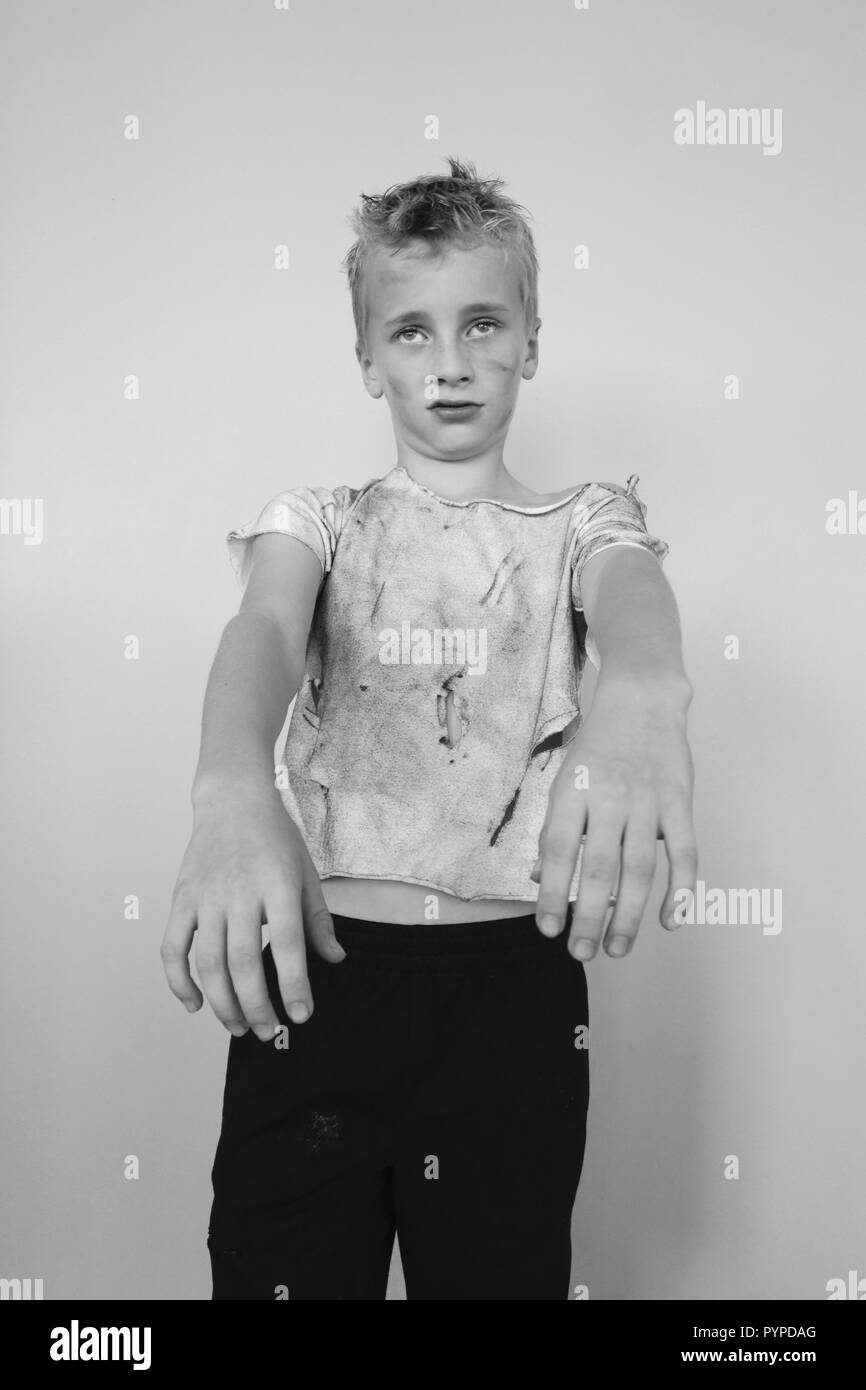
430, 373, 475, 403
431, 346, 473, 382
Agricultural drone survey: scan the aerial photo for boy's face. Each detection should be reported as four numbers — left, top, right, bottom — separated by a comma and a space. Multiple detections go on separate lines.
356, 239, 540, 464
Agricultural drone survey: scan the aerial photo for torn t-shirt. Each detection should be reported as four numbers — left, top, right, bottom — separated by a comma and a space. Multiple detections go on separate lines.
226, 463, 670, 902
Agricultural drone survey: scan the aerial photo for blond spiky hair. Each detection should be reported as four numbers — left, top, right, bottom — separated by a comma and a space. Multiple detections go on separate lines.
341, 156, 539, 354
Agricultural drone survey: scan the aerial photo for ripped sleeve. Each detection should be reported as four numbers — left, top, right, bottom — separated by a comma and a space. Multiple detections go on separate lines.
570, 475, 670, 612
225, 484, 356, 590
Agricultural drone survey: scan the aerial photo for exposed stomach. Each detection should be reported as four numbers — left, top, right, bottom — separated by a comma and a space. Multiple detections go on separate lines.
321, 875, 536, 925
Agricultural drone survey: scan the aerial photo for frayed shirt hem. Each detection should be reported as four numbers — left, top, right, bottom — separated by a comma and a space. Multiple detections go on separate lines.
318, 868, 580, 904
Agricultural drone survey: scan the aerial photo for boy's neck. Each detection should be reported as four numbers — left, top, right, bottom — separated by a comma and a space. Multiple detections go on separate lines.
395, 448, 521, 504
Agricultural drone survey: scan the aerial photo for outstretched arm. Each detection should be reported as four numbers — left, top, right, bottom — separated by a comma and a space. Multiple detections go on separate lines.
533, 543, 697, 958
161, 533, 344, 1040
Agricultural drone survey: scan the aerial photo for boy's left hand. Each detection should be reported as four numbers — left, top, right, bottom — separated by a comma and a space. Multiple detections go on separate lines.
531, 675, 697, 959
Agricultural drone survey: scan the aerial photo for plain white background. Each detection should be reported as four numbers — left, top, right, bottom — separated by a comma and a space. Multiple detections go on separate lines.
1, 0, 864, 1299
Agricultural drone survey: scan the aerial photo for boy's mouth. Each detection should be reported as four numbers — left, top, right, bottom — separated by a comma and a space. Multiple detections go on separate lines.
431, 401, 482, 416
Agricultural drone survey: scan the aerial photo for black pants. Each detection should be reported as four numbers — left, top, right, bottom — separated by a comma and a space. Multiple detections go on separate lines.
208, 909, 589, 1300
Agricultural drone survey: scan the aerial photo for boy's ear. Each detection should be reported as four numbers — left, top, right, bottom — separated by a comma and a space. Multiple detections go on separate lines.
357, 347, 384, 400
522, 319, 541, 379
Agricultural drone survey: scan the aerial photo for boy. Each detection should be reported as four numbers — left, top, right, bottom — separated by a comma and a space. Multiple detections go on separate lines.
161, 157, 696, 1300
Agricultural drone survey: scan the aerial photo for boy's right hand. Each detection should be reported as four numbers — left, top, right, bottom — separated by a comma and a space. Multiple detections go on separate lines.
160, 788, 345, 1041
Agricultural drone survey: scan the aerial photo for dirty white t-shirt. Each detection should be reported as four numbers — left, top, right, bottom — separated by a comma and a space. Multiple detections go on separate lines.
227, 464, 670, 902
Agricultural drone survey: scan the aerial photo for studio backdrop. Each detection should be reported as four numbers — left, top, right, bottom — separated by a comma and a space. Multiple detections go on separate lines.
1, 0, 863, 1300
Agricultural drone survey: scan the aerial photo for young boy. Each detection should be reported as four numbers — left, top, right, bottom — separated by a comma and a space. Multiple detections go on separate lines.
161, 157, 696, 1301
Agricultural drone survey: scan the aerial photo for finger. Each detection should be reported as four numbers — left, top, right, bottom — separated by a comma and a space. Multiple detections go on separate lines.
533, 824, 664, 884
194, 905, 249, 1037
535, 806, 587, 938
601, 814, 658, 958
300, 865, 344, 963
161, 901, 203, 1012
225, 902, 282, 1042
566, 819, 625, 960
266, 892, 314, 1024
530, 795, 555, 883
657, 803, 699, 930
